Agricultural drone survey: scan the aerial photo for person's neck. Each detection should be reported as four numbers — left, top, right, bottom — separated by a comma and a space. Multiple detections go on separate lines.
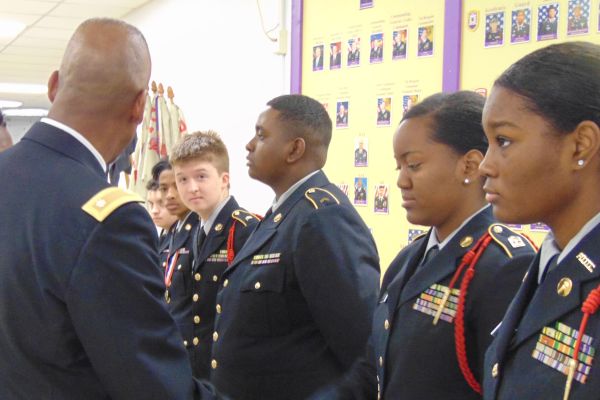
545, 188, 600, 249
435, 195, 487, 242
272, 167, 317, 200
198, 191, 229, 221
48, 108, 122, 163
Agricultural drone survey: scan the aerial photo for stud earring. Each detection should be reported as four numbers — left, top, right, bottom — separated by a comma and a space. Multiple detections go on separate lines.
578, 159, 585, 166
464, 178, 470, 184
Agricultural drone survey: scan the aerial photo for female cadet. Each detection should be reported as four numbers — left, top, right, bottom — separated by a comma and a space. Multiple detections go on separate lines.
480, 42, 600, 400
314, 91, 537, 400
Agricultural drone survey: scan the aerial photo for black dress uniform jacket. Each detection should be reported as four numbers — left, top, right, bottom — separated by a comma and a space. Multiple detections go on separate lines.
210, 170, 380, 400
484, 222, 600, 399
0, 122, 221, 399
181, 197, 258, 379
162, 212, 199, 317
313, 207, 536, 400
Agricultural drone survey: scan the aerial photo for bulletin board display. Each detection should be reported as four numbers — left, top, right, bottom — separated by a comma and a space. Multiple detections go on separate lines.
461, 0, 600, 244
302, 0, 447, 271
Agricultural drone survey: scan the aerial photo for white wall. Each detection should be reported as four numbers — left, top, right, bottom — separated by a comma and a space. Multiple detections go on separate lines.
4, 116, 40, 143
126, 0, 292, 214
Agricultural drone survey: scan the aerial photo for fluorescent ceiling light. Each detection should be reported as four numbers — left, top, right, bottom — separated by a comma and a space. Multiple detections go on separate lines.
0, 100, 23, 108
0, 20, 26, 39
3, 108, 48, 117
0, 83, 47, 95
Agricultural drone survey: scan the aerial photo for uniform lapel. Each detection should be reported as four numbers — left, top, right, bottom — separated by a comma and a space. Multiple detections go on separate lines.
170, 213, 198, 252
193, 198, 238, 271
398, 208, 493, 307
385, 236, 428, 319
224, 171, 330, 275
511, 227, 600, 349
491, 255, 539, 362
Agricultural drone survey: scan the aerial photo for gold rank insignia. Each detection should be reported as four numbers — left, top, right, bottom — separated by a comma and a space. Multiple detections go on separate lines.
215, 223, 223, 232
305, 187, 340, 209
231, 209, 259, 226
82, 187, 143, 222
274, 213, 282, 223
460, 236, 473, 248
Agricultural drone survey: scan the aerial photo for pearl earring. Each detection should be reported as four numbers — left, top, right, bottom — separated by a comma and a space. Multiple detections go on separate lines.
578, 159, 585, 166
464, 178, 470, 184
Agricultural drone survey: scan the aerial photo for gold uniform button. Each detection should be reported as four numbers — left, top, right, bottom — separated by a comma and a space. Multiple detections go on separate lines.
223, 279, 229, 287
216, 304, 222, 314
557, 278, 573, 297
194, 273, 202, 281
183, 340, 188, 347
379, 356, 383, 367
193, 337, 199, 346
212, 275, 218, 282
492, 362, 499, 378
211, 359, 218, 369
194, 315, 201, 324
384, 320, 390, 330
193, 294, 199, 302
213, 331, 219, 342
255, 281, 261, 290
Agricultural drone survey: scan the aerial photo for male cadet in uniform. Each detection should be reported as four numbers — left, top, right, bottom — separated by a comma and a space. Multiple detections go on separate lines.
170, 131, 259, 379
210, 94, 380, 400
156, 158, 199, 308
146, 178, 178, 249
0, 18, 220, 399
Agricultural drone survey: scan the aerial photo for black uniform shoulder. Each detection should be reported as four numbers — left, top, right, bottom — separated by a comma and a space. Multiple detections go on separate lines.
487, 223, 537, 259
82, 187, 144, 222
231, 209, 260, 227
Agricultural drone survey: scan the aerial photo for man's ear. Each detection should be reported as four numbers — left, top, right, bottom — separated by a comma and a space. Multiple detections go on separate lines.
130, 89, 148, 124
286, 137, 306, 163
47, 70, 59, 103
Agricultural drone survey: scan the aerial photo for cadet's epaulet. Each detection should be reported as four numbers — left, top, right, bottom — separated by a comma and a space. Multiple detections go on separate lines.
487, 223, 537, 258
411, 232, 427, 243
304, 187, 340, 209
231, 209, 260, 227
82, 187, 144, 222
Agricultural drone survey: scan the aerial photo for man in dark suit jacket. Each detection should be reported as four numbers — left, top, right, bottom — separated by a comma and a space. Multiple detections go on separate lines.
0, 18, 219, 400
210, 94, 380, 400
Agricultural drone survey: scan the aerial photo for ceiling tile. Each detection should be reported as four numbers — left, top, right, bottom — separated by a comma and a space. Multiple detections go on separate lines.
0, 1, 60, 15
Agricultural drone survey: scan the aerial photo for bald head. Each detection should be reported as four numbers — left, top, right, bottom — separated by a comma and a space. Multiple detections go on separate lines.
53, 18, 150, 115
48, 18, 151, 163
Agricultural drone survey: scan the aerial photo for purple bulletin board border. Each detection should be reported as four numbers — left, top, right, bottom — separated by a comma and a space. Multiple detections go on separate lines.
443, 0, 462, 92
290, 0, 462, 95
290, 0, 303, 94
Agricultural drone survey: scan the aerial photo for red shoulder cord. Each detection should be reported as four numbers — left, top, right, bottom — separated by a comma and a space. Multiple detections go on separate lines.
226, 221, 237, 266
564, 285, 600, 400
437, 233, 491, 395
226, 214, 264, 265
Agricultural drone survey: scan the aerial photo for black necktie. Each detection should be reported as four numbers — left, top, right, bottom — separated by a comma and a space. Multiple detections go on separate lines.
420, 245, 439, 267
539, 254, 559, 283
196, 226, 207, 253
